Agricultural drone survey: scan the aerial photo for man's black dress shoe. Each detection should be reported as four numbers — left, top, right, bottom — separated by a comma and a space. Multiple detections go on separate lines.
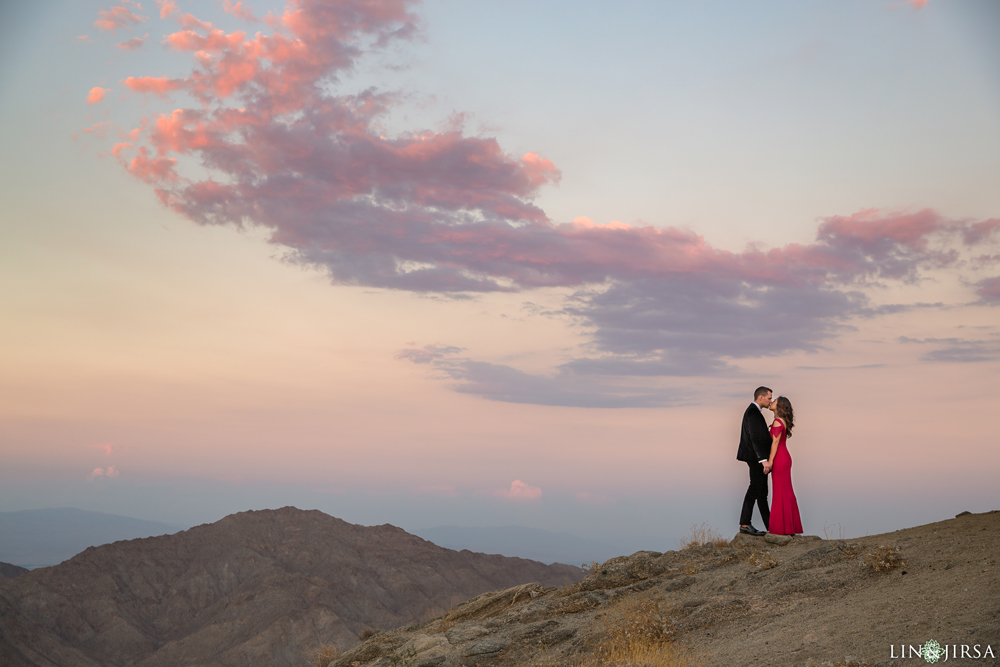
739, 525, 766, 536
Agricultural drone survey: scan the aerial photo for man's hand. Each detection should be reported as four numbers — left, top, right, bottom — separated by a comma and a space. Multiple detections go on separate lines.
762, 462, 772, 474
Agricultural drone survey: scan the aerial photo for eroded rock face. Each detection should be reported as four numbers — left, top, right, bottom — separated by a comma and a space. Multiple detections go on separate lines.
0, 507, 583, 667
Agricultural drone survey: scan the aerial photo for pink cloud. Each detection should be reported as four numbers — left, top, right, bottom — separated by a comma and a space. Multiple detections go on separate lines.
156, 0, 177, 19
81, 121, 113, 137
94, 3, 148, 33
111, 142, 133, 158
122, 76, 184, 95
223, 0, 259, 22
128, 146, 178, 183
117, 34, 148, 50
496, 479, 542, 501
87, 87, 108, 104
94, 0, 1000, 393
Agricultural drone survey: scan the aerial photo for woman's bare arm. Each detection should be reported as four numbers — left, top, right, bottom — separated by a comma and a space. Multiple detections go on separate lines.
767, 418, 783, 468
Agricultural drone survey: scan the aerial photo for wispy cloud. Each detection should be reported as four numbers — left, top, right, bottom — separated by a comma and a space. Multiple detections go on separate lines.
222, 0, 259, 22
94, 1, 148, 33
116, 34, 147, 51
899, 335, 1000, 363
398, 346, 681, 408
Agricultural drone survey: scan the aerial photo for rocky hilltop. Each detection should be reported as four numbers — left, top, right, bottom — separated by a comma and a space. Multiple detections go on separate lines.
333, 511, 999, 667
0, 507, 582, 667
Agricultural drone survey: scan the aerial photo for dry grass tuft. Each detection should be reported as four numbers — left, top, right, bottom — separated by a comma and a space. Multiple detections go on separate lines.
310, 643, 341, 667
358, 628, 380, 641
588, 592, 701, 667
518, 592, 702, 667
599, 640, 706, 667
591, 593, 677, 657
735, 546, 778, 572
861, 544, 906, 573
679, 523, 730, 550
823, 522, 847, 540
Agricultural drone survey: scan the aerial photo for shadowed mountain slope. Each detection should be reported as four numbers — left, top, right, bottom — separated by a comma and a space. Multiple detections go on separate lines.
0, 507, 582, 667
0, 562, 28, 579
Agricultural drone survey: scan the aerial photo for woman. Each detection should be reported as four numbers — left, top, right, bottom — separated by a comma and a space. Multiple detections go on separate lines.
766, 396, 803, 535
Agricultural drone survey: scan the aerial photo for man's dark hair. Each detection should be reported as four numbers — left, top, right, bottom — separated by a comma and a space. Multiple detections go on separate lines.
754, 386, 772, 400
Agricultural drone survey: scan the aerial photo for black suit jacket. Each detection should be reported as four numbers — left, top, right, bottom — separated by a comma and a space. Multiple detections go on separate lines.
737, 403, 771, 462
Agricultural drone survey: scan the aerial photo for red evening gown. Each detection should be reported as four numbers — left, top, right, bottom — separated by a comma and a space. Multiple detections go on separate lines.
768, 419, 802, 535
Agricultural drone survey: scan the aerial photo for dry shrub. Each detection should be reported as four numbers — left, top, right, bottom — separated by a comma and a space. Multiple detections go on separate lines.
518, 593, 701, 667
600, 639, 705, 667
310, 643, 340, 667
584, 592, 703, 667
679, 523, 730, 550
861, 544, 906, 573
591, 593, 677, 660
358, 628, 380, 641
735, 546, 778, 572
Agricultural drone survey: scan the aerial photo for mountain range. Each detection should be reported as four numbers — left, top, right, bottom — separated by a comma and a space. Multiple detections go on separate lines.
0, 506, 582, 667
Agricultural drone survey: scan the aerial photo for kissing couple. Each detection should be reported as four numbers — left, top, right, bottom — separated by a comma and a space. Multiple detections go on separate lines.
737, 386, 803, 536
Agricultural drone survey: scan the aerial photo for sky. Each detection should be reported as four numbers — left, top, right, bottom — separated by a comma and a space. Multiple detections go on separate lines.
1, 0, 998, 556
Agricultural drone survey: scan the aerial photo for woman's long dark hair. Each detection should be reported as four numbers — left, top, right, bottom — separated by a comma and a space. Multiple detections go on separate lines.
774, 396, 794, 437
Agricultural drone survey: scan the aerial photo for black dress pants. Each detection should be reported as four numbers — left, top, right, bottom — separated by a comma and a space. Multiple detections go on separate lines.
740, 459, 770, 529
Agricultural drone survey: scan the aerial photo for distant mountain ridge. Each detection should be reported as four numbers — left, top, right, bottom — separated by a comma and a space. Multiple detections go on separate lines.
0, 507, 583, 667
412, 525, 620, 565
0, 562, 27, 579
0, 508, 182, 568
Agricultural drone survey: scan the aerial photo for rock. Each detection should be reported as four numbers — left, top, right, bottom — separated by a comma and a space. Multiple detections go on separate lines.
406, 636, 450, 667
729, 532, 766, 549
765, 533, 793, 546
956, 511, 972, 517
461, 640, 508, 657
563, 550, 671, 594
446, 625, 489, 645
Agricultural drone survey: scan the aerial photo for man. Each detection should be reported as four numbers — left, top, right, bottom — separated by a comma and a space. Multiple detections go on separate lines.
737, 386, 773, 536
